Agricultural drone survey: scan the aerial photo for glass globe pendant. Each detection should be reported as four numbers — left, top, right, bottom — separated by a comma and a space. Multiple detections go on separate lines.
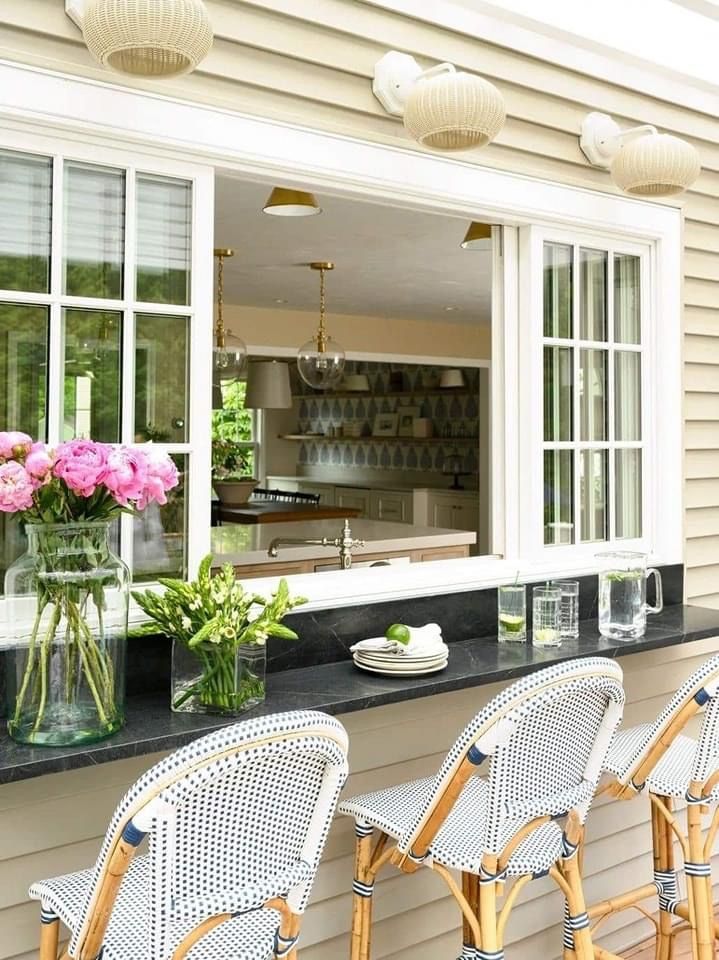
213, 248, 246, 380
297, 262, 345, 390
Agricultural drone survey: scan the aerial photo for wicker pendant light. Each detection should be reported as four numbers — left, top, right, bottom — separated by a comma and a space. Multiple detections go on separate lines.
82, 0, 213, 77
611, 133, 701, 197
403, 64, 506, 151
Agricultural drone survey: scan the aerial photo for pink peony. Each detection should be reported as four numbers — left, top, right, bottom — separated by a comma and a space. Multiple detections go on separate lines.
0, 461, 35, 512
53, 440, 110, 498
0, 431, 33, 461
25, 442, 54, 485
137, 448, 179, 509
103, 446, 150, 506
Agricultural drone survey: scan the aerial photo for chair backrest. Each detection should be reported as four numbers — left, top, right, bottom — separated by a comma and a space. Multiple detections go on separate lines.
611, 653, 719, 792
69, 710, 348, 960
398, 658, 624, 861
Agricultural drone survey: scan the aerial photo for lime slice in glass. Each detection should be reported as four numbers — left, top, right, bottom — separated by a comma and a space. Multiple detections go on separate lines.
499, 614, 525, 633
534, 628, 559, 644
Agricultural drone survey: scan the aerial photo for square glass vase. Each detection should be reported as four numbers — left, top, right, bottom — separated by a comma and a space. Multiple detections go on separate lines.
171, 639, 266, 715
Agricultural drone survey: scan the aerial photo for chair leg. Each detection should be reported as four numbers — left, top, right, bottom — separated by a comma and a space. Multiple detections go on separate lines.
478, 862, 504, 960
686, 803, 714, 960
652, 796, 676, 960
460, 872, 480, 959
554, 833, 593, 960
350, 825, 375, 960
275, 911, 301, 960
39, 911, 59, 960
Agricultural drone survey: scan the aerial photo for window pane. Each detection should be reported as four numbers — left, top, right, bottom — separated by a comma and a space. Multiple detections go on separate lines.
580, 349, 607, 442
580, 449, 608, 542
616, 448, 642, 538
544, 345, 573, 441
580, 248, 607, 341
64, 162, 125, 298
133, 454, 187, 581
615, 351, 642, 441
544, 449, 574, 545
63, 309, 121, 441
136, 174, 191, 305
0, 151, 51, 292
0, 302, 48, 437
134, 313, 189, 443
614, 253, 641, 344
543, 242, 572, 338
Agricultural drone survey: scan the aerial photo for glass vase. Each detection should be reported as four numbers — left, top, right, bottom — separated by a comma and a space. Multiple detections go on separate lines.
4, 522, 129, 746
171, 639, 266, 714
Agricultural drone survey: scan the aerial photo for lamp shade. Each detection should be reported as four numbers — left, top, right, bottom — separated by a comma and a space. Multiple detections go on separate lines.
611, 133, 700, 197
82, 0, 213, 77
460, 221, 492, 250
245, 360, 292, 409
439, 368, 465, 389
403, 66, 505, 151
263, 187, 321, 217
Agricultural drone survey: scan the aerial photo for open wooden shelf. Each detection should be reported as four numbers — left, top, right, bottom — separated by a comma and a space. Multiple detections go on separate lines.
278, 434, 478, 444
292, 388, 475, 400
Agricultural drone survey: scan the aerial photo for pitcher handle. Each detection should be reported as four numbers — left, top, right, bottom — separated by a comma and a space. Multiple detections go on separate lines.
646, 567, 663, 616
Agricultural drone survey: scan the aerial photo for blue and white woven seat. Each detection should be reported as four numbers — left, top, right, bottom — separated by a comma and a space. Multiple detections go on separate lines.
338, 657, 625, 960
29, 710, 349, 960
584, 654, 719, 960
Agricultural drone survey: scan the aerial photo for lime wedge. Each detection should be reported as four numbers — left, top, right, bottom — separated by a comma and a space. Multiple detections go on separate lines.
499, 614, 525, 633
385, 623, 411, 646
534, 628, 559, 645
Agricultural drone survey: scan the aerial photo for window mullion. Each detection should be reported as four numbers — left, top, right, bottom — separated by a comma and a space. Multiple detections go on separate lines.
572, 244, 580, 545
119, 167, 137, 574
607, 249, 617, 540
46, 155, 64, 445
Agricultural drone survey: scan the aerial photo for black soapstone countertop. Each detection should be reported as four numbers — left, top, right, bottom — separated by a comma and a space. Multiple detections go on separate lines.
1, 603, 718, 785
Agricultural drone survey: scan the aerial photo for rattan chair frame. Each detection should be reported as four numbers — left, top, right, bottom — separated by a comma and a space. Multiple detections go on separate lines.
31, 710, 348, 960
581, 654, 719, 960
340, 658, 625, 960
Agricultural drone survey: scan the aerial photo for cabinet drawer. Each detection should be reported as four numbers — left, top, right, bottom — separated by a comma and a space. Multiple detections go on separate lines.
370, 490, 413, 523
335, 487, 370, 516
297, 482, 335, 505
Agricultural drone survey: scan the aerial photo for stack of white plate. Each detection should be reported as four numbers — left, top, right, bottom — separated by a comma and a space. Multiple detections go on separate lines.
352, 645, 448, 677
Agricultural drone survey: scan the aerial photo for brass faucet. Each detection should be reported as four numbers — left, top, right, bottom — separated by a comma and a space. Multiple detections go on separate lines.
267, 519, 365, 570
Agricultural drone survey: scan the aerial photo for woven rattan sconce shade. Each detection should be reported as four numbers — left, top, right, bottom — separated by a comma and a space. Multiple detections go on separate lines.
403, 66, 506, 151
611, 133, 701, 197
82, 0, 213, 77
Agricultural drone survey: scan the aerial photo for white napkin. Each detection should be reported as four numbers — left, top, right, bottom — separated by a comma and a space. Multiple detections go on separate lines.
351, 623, 446, 657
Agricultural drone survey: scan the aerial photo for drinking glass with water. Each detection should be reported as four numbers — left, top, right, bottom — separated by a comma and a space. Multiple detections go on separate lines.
551, 580, 579, 639
597, 551, 663, 641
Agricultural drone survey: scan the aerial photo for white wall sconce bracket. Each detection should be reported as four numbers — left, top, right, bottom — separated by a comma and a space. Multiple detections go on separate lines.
580, 111, 657, 168
65, 0, 86, 29
373, 51, 424, 116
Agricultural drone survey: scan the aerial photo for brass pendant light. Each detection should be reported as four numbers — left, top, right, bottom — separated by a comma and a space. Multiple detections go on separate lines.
297, 262, 345, 389
263, 187, 321, 217
460, 222, 492, 249
213, 248, 246, 381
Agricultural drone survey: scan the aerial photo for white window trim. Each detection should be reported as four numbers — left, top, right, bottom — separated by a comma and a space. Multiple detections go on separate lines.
0, 124, 215, 581
0, 60, 683, 611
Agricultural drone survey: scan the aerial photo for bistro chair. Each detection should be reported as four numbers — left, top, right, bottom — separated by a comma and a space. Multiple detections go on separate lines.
584, 653, 719, 960
252, 488, 322, 505
338, 657, 625, 960
30, 710, 349, 960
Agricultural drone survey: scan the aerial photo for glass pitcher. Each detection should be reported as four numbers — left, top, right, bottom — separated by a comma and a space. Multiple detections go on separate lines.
597, 551, 663, 641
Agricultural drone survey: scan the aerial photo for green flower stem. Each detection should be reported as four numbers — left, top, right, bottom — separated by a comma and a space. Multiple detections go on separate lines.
68, 604, 111, 727
12, 598, 47, 723
31, 604, 62, 735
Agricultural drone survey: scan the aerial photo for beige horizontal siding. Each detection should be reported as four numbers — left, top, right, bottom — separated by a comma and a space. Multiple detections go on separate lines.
2, 639, 719, 960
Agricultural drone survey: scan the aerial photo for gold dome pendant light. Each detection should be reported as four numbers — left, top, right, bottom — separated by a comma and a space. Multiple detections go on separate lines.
213, 248, 247, 382
297, 262, 345, 390
263, 187, 322, 217
80, 0, 214, 77
460, 221, 492, 249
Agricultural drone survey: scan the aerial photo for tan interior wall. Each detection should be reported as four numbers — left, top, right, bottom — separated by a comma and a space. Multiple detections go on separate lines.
223, 304, 490, 359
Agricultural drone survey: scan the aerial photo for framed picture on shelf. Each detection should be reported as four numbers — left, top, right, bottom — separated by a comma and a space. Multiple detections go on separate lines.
397, 405, 421, 437
372, 412, 399, 437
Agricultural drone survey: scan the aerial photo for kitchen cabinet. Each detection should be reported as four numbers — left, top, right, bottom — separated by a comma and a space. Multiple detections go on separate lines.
369, 489, 413, 524
334, 487, 371, 517
414, 490, 479, 534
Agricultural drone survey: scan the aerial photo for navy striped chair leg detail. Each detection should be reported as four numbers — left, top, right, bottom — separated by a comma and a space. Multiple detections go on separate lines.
39, 906, 60, 960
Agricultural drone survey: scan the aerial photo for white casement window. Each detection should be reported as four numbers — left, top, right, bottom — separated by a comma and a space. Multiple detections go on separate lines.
518, 226, 658, 566
0, 136, 213, 589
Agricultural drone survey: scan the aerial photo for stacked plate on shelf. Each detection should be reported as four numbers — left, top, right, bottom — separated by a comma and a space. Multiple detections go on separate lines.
350, 637, 449, 676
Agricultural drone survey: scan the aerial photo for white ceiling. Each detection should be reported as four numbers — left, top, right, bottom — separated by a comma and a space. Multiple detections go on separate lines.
214, 176, 492, 326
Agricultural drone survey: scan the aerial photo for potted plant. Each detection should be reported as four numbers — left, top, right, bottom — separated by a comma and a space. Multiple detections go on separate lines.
212, 439, 257, 505
133, 557, 306, 714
